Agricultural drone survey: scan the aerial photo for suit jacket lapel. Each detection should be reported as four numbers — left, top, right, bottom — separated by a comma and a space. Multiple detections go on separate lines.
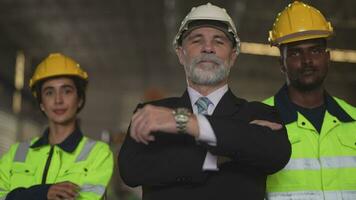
178, 89, 245, 116
178, 90, 194, 111
212, 89, 245, 117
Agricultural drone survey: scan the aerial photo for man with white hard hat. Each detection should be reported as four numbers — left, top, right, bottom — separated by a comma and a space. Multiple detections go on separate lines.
119, 3, 291, 200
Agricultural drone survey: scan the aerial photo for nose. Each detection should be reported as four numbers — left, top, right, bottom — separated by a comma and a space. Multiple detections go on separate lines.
55, 92, 63, 104
301, 51, 313, 66
201, 41, 215, 54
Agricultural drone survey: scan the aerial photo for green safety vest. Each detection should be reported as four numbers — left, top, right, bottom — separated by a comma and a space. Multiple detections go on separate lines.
264, 87, 356, 200
0, 136, 113, 200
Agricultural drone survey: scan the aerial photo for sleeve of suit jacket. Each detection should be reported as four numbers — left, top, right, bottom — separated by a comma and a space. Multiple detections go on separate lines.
205, 101, 291, 174
118, 100, 291, 187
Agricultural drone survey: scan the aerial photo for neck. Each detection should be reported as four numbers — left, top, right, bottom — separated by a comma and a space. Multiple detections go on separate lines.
288, 85, 325, 108
48, 121, 76, 145
188, 80, 227, 96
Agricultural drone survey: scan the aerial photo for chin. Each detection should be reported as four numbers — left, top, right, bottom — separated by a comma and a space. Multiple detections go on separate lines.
294, 82, 323, 91
52, 116, 76, 126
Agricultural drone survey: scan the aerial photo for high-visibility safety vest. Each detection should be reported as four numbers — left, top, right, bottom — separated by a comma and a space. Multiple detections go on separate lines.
0, 129, 113, 200
264, 86, 356, 200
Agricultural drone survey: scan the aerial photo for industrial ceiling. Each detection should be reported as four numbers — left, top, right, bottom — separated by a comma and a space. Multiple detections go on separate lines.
1, 0, 355, 138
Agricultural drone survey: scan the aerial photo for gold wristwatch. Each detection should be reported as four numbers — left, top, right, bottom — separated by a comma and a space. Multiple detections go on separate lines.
172, 108, 191, 133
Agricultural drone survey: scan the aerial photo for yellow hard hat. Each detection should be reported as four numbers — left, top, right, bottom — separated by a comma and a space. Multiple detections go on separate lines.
269, 1, 334, 46
29, 53, 88, 90
173, 3, 240, 54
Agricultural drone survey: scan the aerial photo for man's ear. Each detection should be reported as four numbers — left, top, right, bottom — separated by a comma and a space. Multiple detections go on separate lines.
326, 49, 331, 62
229, 48, 238, 66
279, 57, 286, 73
175, 47, 186, 66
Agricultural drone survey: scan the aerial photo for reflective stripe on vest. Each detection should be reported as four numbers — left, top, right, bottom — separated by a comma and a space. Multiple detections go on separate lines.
14, 141, 30, 162
324, 191, 356, 200
0, 189, 6, 200
267, 190, 356, 200
13, 139, 97, 163
0, 188, 7, 200
321, 156, 356, 168
75, 139, 96, 162
81, 184, 105, 196
283, 156, 356, 170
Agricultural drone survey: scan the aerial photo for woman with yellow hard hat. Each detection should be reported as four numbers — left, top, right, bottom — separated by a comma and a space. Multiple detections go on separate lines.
0, 53, 113, 200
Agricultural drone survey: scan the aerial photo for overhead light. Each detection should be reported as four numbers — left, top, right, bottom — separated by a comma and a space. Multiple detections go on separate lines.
15, 51, 25, 90
330, 49, 356, 63
13, 51, 25, 114
241, 42, 279, 57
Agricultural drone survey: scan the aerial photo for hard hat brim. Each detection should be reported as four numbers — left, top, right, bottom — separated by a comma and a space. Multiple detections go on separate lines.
178, 20, 236, 47
271, 30, 333, 46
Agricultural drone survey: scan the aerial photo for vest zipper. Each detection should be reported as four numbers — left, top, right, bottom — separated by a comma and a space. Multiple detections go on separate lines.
42, 146, 54, 184
317, 133, 325, 199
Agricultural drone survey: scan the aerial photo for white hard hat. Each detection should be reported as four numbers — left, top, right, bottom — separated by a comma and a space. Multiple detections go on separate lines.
173, 3, 240, 54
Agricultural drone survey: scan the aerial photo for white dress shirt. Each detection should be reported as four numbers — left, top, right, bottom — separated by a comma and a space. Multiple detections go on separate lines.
187, 85, 228, 171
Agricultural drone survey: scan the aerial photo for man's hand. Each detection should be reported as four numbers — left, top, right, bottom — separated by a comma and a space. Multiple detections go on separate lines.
249, 120, 283, 131
130, 105, 177, 144
47, 181, 79, 200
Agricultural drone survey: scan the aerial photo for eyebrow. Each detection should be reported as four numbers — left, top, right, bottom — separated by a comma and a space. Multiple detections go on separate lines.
186, 33, 229, 41
186, 33, 203, 40
288, 43, 326, 50
42, 84, 75, 92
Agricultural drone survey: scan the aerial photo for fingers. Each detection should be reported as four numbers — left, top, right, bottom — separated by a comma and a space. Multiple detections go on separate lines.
249, 120, 283, 131
47, 181, 79, 200
130, 108, 145, 143
130, 105, 176, 144
135, 110, 154, 144
130, 105, 157, 144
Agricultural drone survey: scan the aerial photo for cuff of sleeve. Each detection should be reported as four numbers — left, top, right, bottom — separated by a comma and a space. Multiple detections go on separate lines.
6, 184, 51, 200
202, 152, 219, 171
196, 114, 217, 146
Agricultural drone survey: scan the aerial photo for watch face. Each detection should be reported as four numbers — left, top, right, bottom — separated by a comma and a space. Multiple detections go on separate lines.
173, 108, 191, 133
176, 114, 189, 122
174, 108, 190, 123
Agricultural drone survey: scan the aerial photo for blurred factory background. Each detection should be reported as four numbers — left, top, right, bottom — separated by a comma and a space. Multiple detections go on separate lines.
0, 0, 355, 199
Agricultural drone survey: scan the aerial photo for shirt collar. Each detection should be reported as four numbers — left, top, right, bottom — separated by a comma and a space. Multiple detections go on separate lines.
30, 126, 83, 153
187, 84, 228, 108
274, 84, 354, 124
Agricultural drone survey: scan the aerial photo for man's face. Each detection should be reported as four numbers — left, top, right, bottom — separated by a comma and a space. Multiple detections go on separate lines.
40, 77, 82, 126
176, 27, 237, 86
281, 39, 330, 91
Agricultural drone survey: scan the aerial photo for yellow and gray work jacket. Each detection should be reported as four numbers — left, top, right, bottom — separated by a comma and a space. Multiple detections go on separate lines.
264, 86, 356, 200
0, 128, 114, 200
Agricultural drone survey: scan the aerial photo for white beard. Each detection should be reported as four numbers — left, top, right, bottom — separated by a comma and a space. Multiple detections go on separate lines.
185, 54, 230, 86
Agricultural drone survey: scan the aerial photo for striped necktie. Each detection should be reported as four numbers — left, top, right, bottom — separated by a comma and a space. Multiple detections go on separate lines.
195, 97, 212, 115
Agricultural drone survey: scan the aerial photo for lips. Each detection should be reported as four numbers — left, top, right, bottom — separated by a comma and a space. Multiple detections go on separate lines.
197, 60, 220, 68
53, 109, 67, 115
199, 59, 219, 64
300, 67, 316, 76
302, 70, 314, 75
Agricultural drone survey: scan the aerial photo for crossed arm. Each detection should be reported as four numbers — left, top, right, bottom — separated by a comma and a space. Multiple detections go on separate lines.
119, 103, 291, 187
129, 104, 282, 144
0, 143, 113, 200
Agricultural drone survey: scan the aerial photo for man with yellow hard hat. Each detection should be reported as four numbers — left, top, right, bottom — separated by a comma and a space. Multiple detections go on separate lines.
119, 3, 291, 200
265, 1, 356, 199
0, 53, 113, 200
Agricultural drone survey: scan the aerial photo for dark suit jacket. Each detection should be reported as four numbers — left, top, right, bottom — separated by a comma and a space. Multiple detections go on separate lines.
119, 89, 291, 200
